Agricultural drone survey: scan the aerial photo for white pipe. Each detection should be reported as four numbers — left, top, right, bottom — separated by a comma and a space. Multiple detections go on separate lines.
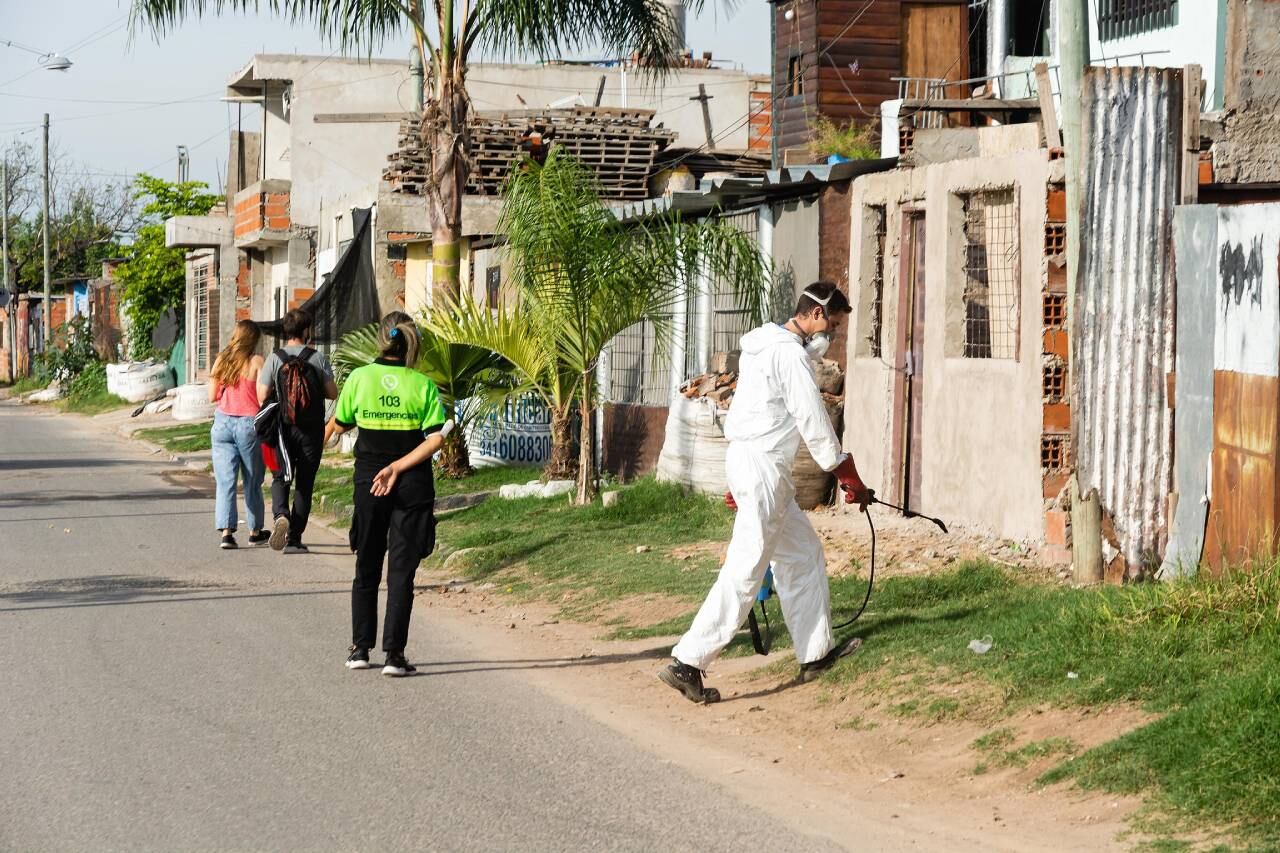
987, 0, 1010, 97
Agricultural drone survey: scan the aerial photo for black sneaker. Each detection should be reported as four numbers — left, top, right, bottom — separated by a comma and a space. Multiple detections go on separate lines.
382, 652, 416, 677
345, 646, 371, 670
268, 517, 290, 551
247, 529, 270, 546
220, 532, 238, 550
658, 660, 709, 703
283, 542, 309, 555
799, 637, 863, 683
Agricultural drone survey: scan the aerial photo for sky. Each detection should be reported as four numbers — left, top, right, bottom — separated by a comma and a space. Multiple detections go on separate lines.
0, 0, 771, 195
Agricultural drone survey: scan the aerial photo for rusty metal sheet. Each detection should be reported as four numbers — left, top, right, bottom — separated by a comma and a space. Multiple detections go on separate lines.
1075, 67, 1183, 576
1204, 371, 1280, 570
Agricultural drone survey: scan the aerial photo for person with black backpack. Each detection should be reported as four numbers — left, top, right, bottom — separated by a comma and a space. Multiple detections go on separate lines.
256, 308, 338, 554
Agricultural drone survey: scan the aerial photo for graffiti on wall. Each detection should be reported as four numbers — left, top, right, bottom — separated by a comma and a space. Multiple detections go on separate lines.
1215, 208, 1280, 377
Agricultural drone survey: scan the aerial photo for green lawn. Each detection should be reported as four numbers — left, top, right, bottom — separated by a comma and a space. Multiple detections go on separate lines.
8, 376, 47, 395
309, 462, 543, 531
426, 477, 1280, 848
135, 421, 214, 453
58, 390, 131, 415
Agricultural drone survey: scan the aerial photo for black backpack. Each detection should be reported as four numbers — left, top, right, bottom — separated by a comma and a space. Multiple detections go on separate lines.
275, 347, 325, 428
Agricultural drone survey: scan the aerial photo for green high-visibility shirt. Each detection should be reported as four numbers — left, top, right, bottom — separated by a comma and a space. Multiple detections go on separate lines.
335, 358, 449, 470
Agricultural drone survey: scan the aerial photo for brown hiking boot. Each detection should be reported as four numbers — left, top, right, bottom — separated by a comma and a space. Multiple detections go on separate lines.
659, 660, 714, 703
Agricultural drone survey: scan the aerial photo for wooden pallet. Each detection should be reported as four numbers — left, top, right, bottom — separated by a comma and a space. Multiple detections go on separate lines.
383, 106, 676, 201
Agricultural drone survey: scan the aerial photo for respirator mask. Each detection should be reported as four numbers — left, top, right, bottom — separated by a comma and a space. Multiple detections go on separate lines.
798, 286, 834, 360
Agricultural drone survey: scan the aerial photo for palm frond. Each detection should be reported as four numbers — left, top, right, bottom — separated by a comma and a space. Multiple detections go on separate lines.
469, 0, 683, 73
129, 0, 412, 53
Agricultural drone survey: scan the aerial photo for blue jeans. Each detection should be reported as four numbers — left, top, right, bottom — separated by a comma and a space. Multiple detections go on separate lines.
211, 410, 265, 532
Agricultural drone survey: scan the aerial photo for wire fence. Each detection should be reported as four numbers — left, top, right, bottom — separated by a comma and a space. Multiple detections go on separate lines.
960, 189, 1019, 360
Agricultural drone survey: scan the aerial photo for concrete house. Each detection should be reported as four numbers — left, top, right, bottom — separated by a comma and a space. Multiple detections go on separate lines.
168, 53, 414, 379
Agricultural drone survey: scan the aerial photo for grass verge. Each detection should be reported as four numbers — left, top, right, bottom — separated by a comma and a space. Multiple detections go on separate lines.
428, 477, 1280, 846
310, 462, 544, 530
8, 375, 47, 395
135, 421, 213, 453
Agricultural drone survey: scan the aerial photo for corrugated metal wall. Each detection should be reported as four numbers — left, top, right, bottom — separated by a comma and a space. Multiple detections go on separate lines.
1075, 67, 1183, 576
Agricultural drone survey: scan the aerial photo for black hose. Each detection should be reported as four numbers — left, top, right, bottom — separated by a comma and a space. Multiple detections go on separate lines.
833, 504, 876, 630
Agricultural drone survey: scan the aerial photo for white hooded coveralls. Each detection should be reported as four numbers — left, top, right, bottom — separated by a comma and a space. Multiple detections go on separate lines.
672, 323, 846, 671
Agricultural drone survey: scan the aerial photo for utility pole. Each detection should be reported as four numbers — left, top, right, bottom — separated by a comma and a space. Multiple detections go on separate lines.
690, 84, 715, 150
41, 112, 51, 354
176, 145, 189, 183
1059, 1, 1101, 584
2, 159, 12, 381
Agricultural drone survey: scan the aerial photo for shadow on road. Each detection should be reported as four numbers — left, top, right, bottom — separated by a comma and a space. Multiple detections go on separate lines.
401, 645, 672, 677
0, 575, 348, 612
0, 458, 134, 471
0, 488, 213, 508
0, 510, 209, 524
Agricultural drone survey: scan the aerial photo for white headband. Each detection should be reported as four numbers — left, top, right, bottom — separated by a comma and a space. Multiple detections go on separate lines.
803, 287, 834, 305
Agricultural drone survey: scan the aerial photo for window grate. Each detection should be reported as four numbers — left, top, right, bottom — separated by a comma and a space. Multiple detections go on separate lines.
961, 189, 1020, 359
193, 261, 211, 372
1043, 292, 1067, 329
709, 209, 760, 356
609, 316, 673, 407
1044, 223, 1066, 257
1043, 362, 1067, 402
1098, 0, 1177, 40
867, 206, 887, 358
1041, 435, 1069, 471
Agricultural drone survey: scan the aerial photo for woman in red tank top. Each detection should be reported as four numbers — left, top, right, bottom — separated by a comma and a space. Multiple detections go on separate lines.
209, 320, 268, 549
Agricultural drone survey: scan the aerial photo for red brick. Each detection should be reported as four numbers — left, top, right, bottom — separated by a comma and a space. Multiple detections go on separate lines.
390, 260, 406, 281
264, 202, 288, 217
1046, 265, 1067, 293
1044, 329, 1069, 359
1040, 544, 1072, 566
1047, 188, 1067, 222
1043, 472, 1068, 500
1043, 403, 1070, 431
291, 288, 315, 300
236, 307, 251, 321
266, 216, 290, 230
1045, 509, 1070, 547
1199, 153, 1214, 185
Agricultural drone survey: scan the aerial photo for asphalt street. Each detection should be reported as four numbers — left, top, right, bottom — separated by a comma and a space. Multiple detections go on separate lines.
0, 401, 848, 852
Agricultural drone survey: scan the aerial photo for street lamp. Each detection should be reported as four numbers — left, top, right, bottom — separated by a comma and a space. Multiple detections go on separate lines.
1, 40, 73, 72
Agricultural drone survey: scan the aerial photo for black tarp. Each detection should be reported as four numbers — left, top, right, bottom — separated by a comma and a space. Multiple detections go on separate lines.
257, 207, 379, 346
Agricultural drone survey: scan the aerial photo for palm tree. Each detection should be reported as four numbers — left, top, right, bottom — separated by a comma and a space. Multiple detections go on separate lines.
424, 147, 766, 504
332, 323, 513, 477
130, 0, 689, 303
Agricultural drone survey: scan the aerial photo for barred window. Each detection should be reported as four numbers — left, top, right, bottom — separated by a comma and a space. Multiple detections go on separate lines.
708, 209, 760, 357
608, 317, 673, 407
1098, 0, 1177, 40
193, 261, 211, 372
960, 189, 1020, 360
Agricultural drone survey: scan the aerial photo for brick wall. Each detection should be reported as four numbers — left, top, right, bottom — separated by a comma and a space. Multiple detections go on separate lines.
233, 191, 290, 240
1042, 183, 1071, 565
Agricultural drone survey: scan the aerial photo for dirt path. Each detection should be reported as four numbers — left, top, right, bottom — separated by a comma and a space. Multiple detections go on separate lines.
412, 571, 1146, 852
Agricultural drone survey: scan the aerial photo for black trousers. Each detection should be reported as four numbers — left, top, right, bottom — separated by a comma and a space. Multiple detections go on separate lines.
271, 424, 323, 542
350, 467, 436, 653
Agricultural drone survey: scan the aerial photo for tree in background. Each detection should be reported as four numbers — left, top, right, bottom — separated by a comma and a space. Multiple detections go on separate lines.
131, 0, 697, 303
0, 139, 133, 294
113, 175, 220, 359
424, 149, 766, 504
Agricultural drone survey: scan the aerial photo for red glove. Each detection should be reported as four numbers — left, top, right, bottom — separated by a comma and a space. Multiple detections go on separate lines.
725, 491, 737, 512
833, 455, 873, 511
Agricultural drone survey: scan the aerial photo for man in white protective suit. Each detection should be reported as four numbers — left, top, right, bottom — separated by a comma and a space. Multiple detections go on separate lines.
659, 281, 872, 703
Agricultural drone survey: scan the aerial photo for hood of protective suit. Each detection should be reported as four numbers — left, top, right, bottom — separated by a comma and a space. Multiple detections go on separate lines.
722, 323, 844, 474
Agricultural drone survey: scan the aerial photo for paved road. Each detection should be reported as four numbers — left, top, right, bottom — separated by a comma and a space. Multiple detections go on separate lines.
0, 401, 843, 852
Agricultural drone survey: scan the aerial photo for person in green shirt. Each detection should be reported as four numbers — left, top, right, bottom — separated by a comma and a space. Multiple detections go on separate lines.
326, 311, 452, 677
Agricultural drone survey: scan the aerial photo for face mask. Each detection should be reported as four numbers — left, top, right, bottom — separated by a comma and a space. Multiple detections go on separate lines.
804, 332, 831, 360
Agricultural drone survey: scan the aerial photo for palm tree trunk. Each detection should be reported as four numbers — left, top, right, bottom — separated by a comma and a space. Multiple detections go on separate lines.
438, 427, 474, 479
426, 74, 468, 305
576, 369, 598, 505
546, 407, 577, 480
